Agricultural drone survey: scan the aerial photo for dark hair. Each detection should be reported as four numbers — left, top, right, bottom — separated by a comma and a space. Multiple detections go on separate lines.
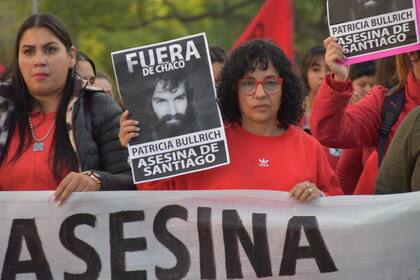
144, 69, 193, 100
76, 51, 96, 76
141, 69, 193, 119
349, 61, 375, 81
209, 46, 228, 65
219, 39, 304, 126
3, 13, 78, 181
300, 45, 326, 92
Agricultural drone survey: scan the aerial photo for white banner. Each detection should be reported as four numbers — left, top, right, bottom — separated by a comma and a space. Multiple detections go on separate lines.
0, 190, 419, 279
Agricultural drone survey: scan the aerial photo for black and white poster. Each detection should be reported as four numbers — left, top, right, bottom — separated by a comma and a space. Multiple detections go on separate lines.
112, 33, 229, 183
327, 0, 420, 64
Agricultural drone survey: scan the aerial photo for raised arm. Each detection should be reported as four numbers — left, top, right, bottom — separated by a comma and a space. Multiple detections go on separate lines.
310, 37, 386, 148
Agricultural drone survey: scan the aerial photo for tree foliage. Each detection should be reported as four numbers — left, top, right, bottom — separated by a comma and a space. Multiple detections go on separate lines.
0, 0, 328, 77
294, 0, 328, 58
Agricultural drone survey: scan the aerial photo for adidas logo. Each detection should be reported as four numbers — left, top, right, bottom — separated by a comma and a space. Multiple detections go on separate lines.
259, 158, 269, 167
329, 148, 342, 157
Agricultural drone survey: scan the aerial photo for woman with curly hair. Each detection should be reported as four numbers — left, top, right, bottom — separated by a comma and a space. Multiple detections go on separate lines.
120, 39, 342, 201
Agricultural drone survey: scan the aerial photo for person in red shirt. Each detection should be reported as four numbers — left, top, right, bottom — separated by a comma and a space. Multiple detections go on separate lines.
300, 45, 341, 171
0, 14, 134, 204
120, 39, 343, 201
310, 37, 420, 194
335, 61, 376, 194
300, 45, 331, 131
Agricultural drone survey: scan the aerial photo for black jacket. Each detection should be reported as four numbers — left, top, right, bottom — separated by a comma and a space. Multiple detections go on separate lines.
0, 80, 135, 190
71, 88, 134, 190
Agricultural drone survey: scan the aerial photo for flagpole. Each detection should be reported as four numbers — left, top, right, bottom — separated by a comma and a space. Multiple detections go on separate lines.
32, 0, 39, 14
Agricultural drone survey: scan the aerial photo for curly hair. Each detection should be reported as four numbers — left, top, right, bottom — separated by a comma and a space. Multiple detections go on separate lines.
218, 39, 304, 126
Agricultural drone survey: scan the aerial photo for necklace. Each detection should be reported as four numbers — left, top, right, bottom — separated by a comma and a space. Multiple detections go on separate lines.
28, 113, 56, 152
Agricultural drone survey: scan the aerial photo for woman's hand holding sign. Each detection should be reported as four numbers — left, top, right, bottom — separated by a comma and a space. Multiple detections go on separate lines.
323, 37, 350, 82
119, 110, 140, 148
289, 181, 323, 202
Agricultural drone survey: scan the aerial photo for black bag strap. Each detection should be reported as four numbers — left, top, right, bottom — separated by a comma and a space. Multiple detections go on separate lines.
377, 88, 405, 167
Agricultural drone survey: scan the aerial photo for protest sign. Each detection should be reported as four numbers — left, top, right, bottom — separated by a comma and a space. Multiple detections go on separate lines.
1, 190, 420, 279
112, 34, 229, 183
327, 0, 420, 64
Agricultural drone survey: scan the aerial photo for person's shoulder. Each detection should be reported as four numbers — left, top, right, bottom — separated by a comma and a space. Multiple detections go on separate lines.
402, 106, 420, 129
288, 125, 312, 137
287, 125, 323, 145
0, 81, 13, 98
372, 84, 388, 93
82, 86, 116, 105
222, 122, 237, 134
83, 87, 122, 118
366, 84, 388, 98
83, 84, 109, 97
354, 84, 389, 108
411, 106, 420, 117
0, 81, 10, 87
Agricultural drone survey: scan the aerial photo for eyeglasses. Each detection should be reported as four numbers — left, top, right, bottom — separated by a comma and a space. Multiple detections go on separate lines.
238, 76, 283, 95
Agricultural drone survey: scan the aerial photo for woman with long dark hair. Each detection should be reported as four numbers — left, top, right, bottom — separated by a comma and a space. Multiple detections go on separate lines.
0, 14, 134, 204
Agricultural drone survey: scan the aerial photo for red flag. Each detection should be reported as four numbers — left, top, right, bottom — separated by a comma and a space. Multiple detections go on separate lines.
0, 64, 4, 75
231, 0, 294, 60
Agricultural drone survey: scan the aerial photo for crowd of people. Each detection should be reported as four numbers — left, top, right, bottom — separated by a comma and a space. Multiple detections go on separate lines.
0, 12, 419, 205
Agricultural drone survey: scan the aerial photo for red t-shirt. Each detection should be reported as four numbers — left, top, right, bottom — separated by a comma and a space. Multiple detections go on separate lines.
138, 124, 342, 196
0, 112, 60, 190
299, 115, 341, 172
